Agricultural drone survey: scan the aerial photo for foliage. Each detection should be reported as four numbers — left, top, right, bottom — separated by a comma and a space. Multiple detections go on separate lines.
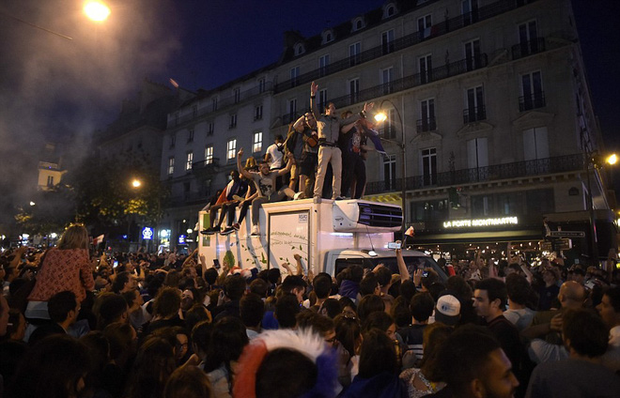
14, 184, 76, 235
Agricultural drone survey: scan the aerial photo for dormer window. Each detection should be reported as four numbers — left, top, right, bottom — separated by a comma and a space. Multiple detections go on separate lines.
383, 3, 398, 19
294, 42, 305, 56
352, 17, 365, 32
321, 29, 334, 44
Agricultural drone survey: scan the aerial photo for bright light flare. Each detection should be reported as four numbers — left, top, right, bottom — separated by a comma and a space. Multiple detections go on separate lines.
607, 153, 618, 165
374, 112, 387, 122
84, 1, 111, 22
131, 179, 141, 188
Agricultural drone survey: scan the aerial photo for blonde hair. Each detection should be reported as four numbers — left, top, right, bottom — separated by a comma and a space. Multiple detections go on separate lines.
57, 224, 89, 250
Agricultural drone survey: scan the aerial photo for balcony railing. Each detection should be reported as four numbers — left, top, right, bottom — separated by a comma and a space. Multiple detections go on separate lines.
519, 91, 546, 112
417, 118, 437, 133
279, 54, 488, 125
365, 153, 584, 195
512, 37, 546, 60
274, 0, 536, 93
168, 81, 273, 128
463, 106, 487, 124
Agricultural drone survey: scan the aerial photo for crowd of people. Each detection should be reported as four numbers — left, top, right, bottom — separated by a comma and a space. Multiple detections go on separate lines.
200, 81, 385, 237
1, 223, 620, 398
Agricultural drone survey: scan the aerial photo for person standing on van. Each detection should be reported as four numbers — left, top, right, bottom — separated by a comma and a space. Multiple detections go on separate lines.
309, 81, 373, 201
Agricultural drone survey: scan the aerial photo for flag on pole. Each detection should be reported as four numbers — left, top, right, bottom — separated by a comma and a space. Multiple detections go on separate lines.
405, 226, 415, 237
93, 234, 105, 246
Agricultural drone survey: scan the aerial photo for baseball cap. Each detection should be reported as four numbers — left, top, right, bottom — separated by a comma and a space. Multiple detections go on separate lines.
434, 292, 461, 326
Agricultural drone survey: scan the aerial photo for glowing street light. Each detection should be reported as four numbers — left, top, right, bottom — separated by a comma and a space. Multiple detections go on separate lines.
29, 201, 36, 206
83, 1, 111, 22
607, 153, 618, 165
131, 179, 141, 188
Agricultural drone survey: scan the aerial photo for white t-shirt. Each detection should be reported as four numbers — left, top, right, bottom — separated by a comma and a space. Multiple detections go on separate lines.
266, 143, 283, 169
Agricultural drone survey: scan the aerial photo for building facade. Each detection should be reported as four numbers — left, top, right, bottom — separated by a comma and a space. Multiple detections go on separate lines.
159, 0, 616, 261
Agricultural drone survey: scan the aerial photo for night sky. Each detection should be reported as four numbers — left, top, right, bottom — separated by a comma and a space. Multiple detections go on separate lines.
0, 0, 618, 201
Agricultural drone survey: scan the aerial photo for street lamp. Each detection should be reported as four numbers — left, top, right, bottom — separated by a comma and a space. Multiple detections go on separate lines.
83, 1, 111, 22
131, 179, 142, 188
374, 99, 407, 236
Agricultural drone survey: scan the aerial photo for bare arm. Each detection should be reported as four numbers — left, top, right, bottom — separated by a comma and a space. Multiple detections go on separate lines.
341, 121, 356, 134
236, 149, 252, 179
310, 81, 320, 117
276, 152, 294, 176
293, 115, 306, 132
396, 246, 410, 282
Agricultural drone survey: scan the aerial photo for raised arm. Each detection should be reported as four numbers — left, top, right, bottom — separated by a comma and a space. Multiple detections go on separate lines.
237, 148, 252, 179
310, 81, 320, 117
277, 152, 294, 176
293, 115, 306, 133
395, 245, 411, 282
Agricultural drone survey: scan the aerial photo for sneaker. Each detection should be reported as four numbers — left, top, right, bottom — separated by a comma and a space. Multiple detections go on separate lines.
232, 223, 240, 231
250, 226, 260, 236
282, 187, 295, 199
221, 226, 235, 235
333, 196, 346, 201
313, 195, 322, 204
294, 192, 305, 200
201, 227, 217, 235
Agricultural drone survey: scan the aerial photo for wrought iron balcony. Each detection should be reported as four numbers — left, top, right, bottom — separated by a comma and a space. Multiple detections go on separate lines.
365, 153, 585, 195
512, 37, 546, 60
274, 0, 536, 94
519, 91, 546, 112
463, 106, 487, 124
417, 118, 437, 133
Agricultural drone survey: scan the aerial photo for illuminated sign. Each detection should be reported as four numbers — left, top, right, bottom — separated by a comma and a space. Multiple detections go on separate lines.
178, 234, 186, 244
443, 217, 518, 229
141, 227, 154, 240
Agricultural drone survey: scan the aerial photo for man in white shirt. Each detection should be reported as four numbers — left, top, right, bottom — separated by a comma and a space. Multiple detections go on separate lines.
265, 135, 284, 170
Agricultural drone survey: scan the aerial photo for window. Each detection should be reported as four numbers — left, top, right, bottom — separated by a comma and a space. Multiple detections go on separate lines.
233, 87, 241, 104
319, 89, 328, 113
352, 17, 365, 31
294, 43, 305, 56
47, 175, 54, 187
207, 122, 214, 136
464, 86, 485, 123
411, 199, 449, 223
464, 39, 481, 71
383, 154, 397, 191
520, 71, 544, 111
518, 20, 539, 56
419, 54, 432, 84
253, 131, 263, 153
290, 66, 300, 86
212, 97, 218, 111
187, 128, 194, 143
384, 4, 396, 18
205, 146, 214, 165
418, 15, 432, 39
227, 139, 237, 160
523, 127, 549, 161
229, 114, 237, 129
380, 108, 396, 139
421, 148, 437, 186
258, 78, 266, 93
381, 30, 395, 54
319, 54, 330, 77
186, 152, 193, 171
462, 0, 479, 26
348, 78, 360, 105
168, 157, 175, 176
349, 42, 361, 66
467, 138, 489, 170
288, 99, 297, 118
472, 195, 493, 217
381, 67, 393, 95
169, 133, 176, 148
418, 99, 436, 132
254, 104, 263, 121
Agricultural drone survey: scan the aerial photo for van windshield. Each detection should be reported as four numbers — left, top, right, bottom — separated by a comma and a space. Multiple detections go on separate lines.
334, 255, 448, 281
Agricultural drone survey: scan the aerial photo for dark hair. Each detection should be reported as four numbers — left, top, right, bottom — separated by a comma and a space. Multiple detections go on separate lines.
420, 323, 452, 381
281, 275, 307, 294
296, 311, 334, 336
313, 274, 332, 299
346, 265, 364, 283
249, 278, 269, 298
358, 329, 398, 378
191, 320, 213, 356
320, 298, 341, 319
357, 294, 385, 324
275, 293, 300, 329
164, 365, 214, 398
334, 314, 362, 357
399, 280, 417, 303
437, 325, 501, 389
112, 272, 131, 294
505, 273, 531, 305
203, 317, 249, 374
240, 293, 265, 328
604, 286, 620, 313
97, 294, 129, 330
267, 268, 281, 285
47, 290, 77, 323
391, 295, 411, 328
362, 311, 394, 334
475, 278, 508, 308
103, 322, 136, 361
562, 309, 608, 358
7, 335, 91, 398
127, 337, 176, 398
375, 267, 392, 288
410, 292, 434, 322
185, 304, 211, 332
153, 287, 182, 318
224, 274, 246, 301
339, 296, 357, 314
203, 268, 219, 286
359, 273, 380, 296
122, 289, 139, 307
256, 349, 317, 398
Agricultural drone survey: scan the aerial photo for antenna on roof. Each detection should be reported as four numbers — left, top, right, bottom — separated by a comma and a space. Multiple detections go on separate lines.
365, 225, 377, 257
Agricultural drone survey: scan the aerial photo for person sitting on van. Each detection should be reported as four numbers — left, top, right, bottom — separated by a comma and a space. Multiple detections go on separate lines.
236, 148, 295, 236
202, 170, 247, 235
